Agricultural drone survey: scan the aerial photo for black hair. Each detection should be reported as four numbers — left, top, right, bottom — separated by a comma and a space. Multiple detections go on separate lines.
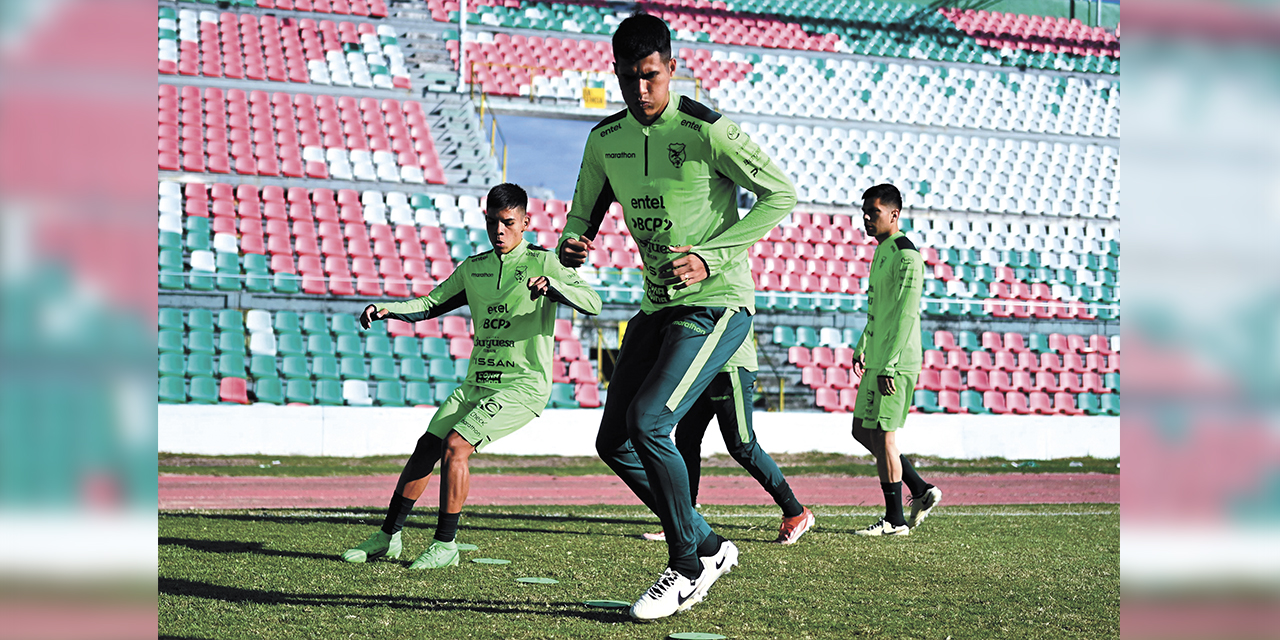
486, 183, 528, 215
612, 13, 671, 63
862, 183, 902, 210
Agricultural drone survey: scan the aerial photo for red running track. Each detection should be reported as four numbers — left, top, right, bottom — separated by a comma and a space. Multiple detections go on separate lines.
160, 474, 1117, 509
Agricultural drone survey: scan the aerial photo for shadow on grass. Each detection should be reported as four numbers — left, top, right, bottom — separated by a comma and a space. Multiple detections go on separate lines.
159, 577, 630, 622
160, 537, 336, 561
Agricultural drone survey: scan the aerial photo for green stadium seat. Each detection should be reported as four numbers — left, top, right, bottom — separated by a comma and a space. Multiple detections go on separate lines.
244, 253, 269, 274
914, 389, 941, 413
367, 335, 393, 358
1028, 333, 1051, 353
772, 326, 797, 347
550, 383, 578, 408
158, 230, 182, 250
307, 334, 336, 357
816, 296, 839, 313
400, 357, 429, 382
254, 378, 284, 405
159, 376, 186, 403
1100, 393, 1120, 416
375, 381, 405, 406
218, 352, 247, 378
796, 326, 819, 348
217, 331, 247, 354
188, 331, 216, 355
159, 330, 184, 354
393, 336, 419, 358
286, 379, 315, 404
159, 353, 184, 376
1077, 392, 1101, 415
302, 312, 328, 335
245, 273, 273, 293
837, 296, 860, 314
187, 352, 215, 377
434, 381, 461, 401
273, 273, 301, 294
316, 380, 344, 405
454, 359, 470, 380
275, 310, 301, 334
188, 377, 219, 404
920, 330, 935, 352
187, 309, 214, 331
336, 334, 364, 357
428, 358, 457, 381
340, 356, 368, 380
312, 355, 340, 380
956, 331, 980, 351
282, 356, 310, 380
331, 314, 360, 336
217, 310, 244, 332
277, 333, 306, 357
1104, 372, 1120, 393
371, 357, 399, 381
249, 354, 278, 379
406, 381, 434, 406
960, 390, 988, 414
186, 231, 211, 252
792, 295, 816, 313
216, 256, 242, 291
159, 308, 185, 331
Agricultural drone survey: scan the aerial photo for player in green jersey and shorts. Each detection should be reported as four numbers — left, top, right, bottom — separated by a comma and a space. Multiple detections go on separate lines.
340, 183, 601, 569
558, 14, 797, 620
850, 184, 942, 537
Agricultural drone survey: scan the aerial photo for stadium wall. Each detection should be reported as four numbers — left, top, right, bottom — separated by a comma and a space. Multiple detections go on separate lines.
159, 406, 1118, 460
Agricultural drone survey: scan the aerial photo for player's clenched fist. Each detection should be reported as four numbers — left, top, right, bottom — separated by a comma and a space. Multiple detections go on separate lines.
527, 276, 551, 300
558, 237, 594, 268
851, 353, 866, 379
359, 304, 389, 330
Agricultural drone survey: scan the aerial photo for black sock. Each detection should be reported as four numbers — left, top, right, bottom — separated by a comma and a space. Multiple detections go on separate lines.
434, 511, 461, 543
673, 555, 703, 581
380, 494, 416, 535
882, 481, 906, 527
776, 482, 804, 519
696, 532, 724, 558
900, 455, 931, 499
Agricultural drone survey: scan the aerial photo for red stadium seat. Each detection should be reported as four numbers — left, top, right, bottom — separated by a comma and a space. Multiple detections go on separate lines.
812, 347, 834, 368
1029, 391, 1055, 414
219, 377, 250, 404
1088, 335, 1113, 354
1103, 353, 1119, 373
1059, 372, 1083, 393
1040, 353, 1064, 372
1010, 371, 1034, 393
815, 387, 840, 412
983, 390, 1008, 414
1063, 353, 1085, 373
577, 383, 602, 408
967, 369, 992, 392
946, 350, 969, 370
1048, 333, 1069, 353
993, 350, 1019, 371
442, 316, 470, 339
839, 388, 858, 412
939, 369, 963, 391
787, 346, 811, 366
969, 351, 994, 371
1054, 392, 1083, 416
933, 331, 956, 351
1034, 371, 1061, 393
918, 369, 942, 391
989, 370, 1013, 392
981, 331, 1003, 351
923, 350, 947, 370
939, 390, 963, 413
449, 337, 473, 360
415, 318, 443, 338
1005, 392, 1031, 414
826, 367, 853, 390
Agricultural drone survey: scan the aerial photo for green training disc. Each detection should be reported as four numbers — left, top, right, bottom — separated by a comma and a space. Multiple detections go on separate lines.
516, 577, 559, 584
667, 634, 727, 640
455, 543, 479, 551
583, 600, 630, 609
471, 558, 510, 565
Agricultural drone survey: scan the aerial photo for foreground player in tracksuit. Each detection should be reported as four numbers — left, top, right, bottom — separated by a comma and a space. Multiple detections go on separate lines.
341, 183, 601, 569
850, 183, 942, 537
642, 338, 815, 544
558, 14, 796, 620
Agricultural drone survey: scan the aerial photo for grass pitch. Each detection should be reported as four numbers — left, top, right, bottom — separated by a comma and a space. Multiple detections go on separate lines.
160, 504, 1118, 639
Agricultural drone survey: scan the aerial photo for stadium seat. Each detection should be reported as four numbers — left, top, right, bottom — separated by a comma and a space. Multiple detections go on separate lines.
375, 381, 405, 406
1029, 391, 1055, 414
576, 383, 602, 408
1054, 392, 1083, 416
406, 381, 435, 406
1100, 393, 1120, 415
938, 390, 963, 413
189, 377, 219, 404
1006, 392, 1032, 414
960, 390, 987, 414
219, 377, 250, 404
914, 389, 941, 413
983, 390, 1009, 414
312, 355, 340, 380
159, 376, 186, 403
253, 377, 284, 405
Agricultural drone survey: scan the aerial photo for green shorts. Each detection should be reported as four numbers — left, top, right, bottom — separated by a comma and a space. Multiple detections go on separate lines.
428, 384, 539, 452
853, 371, 919, 432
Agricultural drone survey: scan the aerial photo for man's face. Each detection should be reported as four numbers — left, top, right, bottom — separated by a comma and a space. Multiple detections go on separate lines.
486, 207, 528, 254
862, 198, 899, 239
615, 52, 676, 126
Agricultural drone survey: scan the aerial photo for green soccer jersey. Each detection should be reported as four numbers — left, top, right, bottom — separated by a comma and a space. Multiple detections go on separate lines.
721, 332, 758, 373
853, 231, 924, 375
374, 240, 602, 409
559, 92, 796, 313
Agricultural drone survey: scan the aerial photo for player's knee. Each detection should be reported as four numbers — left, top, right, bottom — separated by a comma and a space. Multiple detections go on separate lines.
727, 439, 757, 462
442, 435, 473, 463
625, 405, 668, 445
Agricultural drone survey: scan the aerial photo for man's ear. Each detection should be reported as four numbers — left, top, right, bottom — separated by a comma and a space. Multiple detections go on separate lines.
667, 56, 677, 75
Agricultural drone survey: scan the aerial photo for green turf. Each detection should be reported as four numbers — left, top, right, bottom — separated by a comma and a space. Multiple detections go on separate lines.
160, 505, 1118, 639
159, 452, 1120, 477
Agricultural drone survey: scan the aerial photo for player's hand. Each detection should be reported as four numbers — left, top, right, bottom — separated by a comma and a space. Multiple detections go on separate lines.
359, 304, 389, 330
852, 353, 866, 379
559, 237, 594, 268
660, 245, 709, 289
877, 375, 896, 397
527, 275, 551, 300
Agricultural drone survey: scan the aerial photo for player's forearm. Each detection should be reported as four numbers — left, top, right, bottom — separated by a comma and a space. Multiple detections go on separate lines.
543, 276, 602, 316
376, 297, 433, 322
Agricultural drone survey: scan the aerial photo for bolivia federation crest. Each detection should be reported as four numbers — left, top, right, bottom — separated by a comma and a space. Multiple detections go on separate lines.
667, 143, 686, 169
513, 265, 527, 283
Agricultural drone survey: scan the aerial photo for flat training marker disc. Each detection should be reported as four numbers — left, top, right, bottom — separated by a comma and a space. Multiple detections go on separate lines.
471, 558, 510, 564
667, 634, 727, 640
455, 543, 479, 551
582, 600, 630, 609
516, 577, 559, 584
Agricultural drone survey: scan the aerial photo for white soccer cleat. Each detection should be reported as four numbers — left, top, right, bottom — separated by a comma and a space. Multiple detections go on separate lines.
907, 486, 942, 528
689, 538, 738, 608
855, 517, 910, 537
629, 567, 702, 620
640, 530, 666, 542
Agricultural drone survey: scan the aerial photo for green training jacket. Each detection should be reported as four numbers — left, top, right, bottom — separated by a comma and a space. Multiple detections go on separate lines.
374, 239, 602, 409
558, 92, 796, 313
853, 231, 924, 376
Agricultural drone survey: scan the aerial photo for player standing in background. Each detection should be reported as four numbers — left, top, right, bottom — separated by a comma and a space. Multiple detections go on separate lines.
642, 337, 815, 545
850, 183, 942, 537
341, 183, 601, 568
558, 13, 797, 620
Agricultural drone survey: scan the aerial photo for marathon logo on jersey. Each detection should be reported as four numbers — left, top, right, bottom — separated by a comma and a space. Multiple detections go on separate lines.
605, 151, 636, 159
475, 371, 503, 384
645, 279, 671, 304
668, 143, 686, 168
473, 272, 494, 277
672, 319, 707, 335
630, 196, 667, 211
598, 122, 623, 138
475, 338, 515, 348
680, 119, 702, 133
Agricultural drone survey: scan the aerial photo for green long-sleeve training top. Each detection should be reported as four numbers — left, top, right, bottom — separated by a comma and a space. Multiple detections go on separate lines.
853, 231, 925, 376
374, 239, 602, 409
558, 92, 797, 314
